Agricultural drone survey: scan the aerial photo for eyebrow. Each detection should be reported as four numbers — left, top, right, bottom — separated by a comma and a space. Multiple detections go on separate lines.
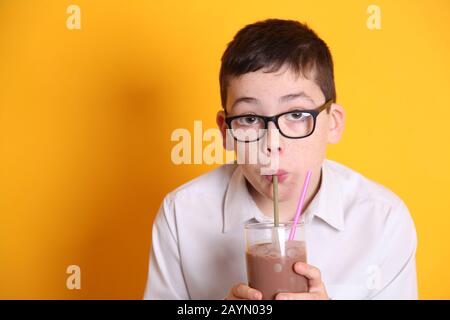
231, 91, 314, 109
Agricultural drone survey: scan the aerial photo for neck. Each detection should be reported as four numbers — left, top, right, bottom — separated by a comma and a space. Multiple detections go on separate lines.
248, 169, 322, 222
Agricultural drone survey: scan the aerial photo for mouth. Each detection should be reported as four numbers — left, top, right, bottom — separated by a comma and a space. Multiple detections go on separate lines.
262, 170, 289, 183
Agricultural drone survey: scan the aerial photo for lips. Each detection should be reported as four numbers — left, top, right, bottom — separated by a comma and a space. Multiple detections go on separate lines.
262, 170, 289, 183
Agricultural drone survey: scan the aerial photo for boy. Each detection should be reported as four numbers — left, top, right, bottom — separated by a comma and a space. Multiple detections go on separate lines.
144, 19, 418, 300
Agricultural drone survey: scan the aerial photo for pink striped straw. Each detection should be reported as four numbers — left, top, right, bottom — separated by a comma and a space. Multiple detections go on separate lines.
288, 170, 312, 240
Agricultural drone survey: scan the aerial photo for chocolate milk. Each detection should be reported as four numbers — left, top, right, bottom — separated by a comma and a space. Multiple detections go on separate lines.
246, 240, 308, 300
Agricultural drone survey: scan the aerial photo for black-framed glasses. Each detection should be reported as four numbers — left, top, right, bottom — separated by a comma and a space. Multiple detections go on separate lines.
225, 100, 333, 142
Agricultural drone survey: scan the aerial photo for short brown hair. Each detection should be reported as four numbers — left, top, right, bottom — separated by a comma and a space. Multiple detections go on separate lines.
219, 19, 336, 110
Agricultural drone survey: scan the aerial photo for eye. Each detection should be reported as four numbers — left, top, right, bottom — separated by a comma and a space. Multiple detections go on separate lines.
285, 111, 310, 121
236, 115, 261, 125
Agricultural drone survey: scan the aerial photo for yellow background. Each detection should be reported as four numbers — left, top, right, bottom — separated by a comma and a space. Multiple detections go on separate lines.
1, 0, 449, 299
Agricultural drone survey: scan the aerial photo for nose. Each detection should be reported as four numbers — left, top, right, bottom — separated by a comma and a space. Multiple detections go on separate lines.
265, 122, 282, 155
267, 145, 282, 153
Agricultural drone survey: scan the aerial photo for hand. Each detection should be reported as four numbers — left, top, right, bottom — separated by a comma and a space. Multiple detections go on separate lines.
276, 262, 329, 300
226, 283, 263, 300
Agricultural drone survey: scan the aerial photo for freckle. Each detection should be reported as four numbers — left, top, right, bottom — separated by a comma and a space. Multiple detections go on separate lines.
273, 263, 282, 273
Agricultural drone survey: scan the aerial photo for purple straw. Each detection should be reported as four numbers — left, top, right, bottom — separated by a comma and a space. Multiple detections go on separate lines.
288, 170, 312, 240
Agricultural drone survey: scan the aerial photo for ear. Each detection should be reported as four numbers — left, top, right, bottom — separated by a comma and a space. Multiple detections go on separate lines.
327, 103, 346, 144
216, 110, 234, 150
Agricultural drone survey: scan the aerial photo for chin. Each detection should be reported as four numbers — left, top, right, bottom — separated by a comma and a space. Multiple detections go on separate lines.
274, 186, 293, 202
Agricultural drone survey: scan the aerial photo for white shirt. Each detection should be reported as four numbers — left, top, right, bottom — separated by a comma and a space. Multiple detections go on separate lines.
144, 159, 418, 300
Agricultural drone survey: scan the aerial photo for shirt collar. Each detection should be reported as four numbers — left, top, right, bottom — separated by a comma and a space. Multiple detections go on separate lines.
222, 160, 345, 233
306, 160, 345, 231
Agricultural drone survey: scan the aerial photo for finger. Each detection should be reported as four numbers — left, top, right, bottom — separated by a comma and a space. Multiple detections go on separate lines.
276, 292, 319, 300
232, 283, 262, 300
226, 287, 245, 300
227, 283, 243, 300
294, 262, 323, 288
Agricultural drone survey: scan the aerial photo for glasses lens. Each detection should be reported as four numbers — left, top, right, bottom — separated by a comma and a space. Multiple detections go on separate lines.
230, 115, 265, 142
278, 111, 314, 138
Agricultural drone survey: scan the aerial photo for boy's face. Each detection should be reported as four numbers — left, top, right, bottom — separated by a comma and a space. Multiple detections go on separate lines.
217, 65, 345, 203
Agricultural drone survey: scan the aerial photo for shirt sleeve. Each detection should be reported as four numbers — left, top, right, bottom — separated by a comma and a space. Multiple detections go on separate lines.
143, 195, 190, 300
370, 201, 418, 300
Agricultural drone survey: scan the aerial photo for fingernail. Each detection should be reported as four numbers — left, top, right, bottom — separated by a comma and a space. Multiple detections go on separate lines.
252, 292, 261, 300
295, 262, 305, 271
276, 294, 287, 300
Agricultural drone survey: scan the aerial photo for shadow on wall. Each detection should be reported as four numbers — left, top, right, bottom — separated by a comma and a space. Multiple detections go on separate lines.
76, 59, 175, 299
